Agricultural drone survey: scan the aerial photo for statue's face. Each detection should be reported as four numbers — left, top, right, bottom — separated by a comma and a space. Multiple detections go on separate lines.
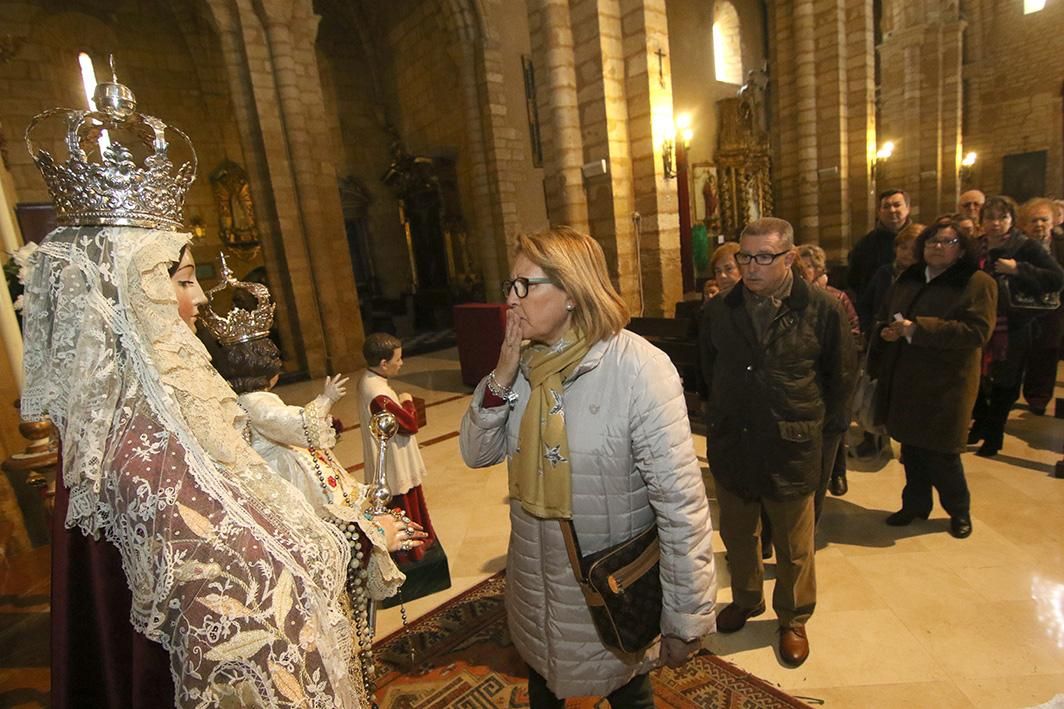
170, 249, 206, 330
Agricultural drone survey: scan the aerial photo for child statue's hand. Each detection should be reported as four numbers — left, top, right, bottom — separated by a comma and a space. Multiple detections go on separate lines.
323, 374, 349, 403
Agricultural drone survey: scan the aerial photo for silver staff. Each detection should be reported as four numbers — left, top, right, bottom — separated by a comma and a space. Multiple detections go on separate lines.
368, 410, 398, 514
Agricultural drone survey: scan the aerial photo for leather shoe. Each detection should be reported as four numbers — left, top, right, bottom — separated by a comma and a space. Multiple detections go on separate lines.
829, 473, 848, 496
885, 509, 928, 526
949, 514, 973, 539
716, 601, 765, 633
778, 625, 809, 667
967, 427, 983, 445
974, 443, 999, 458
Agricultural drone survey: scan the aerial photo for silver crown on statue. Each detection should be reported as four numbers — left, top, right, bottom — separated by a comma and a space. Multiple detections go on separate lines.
201, 253, 276, 346
24, 55, 196, 230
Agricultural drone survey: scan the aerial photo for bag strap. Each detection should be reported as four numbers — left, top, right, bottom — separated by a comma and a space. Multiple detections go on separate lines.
559, 519, 587, 583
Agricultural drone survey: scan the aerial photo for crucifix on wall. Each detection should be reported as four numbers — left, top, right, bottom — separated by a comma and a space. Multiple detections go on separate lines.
655, 47, 666, 88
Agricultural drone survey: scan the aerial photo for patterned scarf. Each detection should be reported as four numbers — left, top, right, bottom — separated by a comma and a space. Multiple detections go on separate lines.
508, 328, 591, 519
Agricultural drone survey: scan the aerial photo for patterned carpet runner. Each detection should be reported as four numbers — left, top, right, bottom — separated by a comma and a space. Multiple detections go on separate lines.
374, 571, 807, 708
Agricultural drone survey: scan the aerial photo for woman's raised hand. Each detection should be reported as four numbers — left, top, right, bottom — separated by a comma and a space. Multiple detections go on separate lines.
494, 307, 522, 387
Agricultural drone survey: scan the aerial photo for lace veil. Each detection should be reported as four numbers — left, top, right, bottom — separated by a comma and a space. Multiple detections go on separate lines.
21, 225, 363, 707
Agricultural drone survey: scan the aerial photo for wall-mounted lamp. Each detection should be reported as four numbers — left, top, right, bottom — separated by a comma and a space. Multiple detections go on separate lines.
189, 217, 207, 239
662, 113, 694, 180
662, 127, 677, 179
872, 140, 895, 181
960, 151, 977, 184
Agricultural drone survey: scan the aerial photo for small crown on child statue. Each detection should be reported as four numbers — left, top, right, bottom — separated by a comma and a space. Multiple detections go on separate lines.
24, 55, 196, 230
200, 253, 276, 346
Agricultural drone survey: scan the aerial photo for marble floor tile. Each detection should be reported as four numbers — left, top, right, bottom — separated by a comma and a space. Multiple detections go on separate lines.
795, 680, 975, 708
953, 674, 1064, 709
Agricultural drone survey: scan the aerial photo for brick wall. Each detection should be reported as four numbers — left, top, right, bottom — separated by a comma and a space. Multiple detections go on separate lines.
961, 0, 1064, 199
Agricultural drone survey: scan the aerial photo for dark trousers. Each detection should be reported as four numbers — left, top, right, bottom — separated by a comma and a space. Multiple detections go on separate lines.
814, 432, 845, 522
1022, 310, 1063, 411
527, 668, 654, 708
973, 325, 1032, 448
717, 486, 816, 628
899, 443, 970, 518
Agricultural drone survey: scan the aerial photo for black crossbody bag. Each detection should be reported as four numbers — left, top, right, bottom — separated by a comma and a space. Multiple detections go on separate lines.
559, 520, 662, 654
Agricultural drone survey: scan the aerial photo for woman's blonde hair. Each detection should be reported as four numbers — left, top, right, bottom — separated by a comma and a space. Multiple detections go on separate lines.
515, 226, 629, 343
709, 241, 740, 272
796, 244, 826, 277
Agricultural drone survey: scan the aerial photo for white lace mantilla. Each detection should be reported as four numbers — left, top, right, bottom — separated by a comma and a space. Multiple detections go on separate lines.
21, 226, 366, 707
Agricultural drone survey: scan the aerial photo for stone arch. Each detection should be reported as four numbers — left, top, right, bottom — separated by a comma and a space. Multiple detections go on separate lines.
713, 0, 743, 84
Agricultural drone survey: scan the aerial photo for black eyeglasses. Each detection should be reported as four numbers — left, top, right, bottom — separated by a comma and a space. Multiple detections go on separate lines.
925, 238, 960, 248
735, 251, 789, 266
502, 277, 554, 298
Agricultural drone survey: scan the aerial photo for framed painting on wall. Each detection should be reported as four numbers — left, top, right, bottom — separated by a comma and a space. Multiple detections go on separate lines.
1001, 151, 1046, 204
690, 162, 721, 231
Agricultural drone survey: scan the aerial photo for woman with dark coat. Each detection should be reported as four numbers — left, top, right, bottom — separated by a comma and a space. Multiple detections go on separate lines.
871, 219, 997, 539
968, 196, 1064, 456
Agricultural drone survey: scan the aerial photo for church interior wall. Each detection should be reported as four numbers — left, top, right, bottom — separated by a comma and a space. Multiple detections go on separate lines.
315, 0, 548, 308
315, 14, 412, 304
381, 0, 478, 285
0, 0, 251, 280
489, 0, 550, 245
959, 0, 1063, 201
666, 0, 766, 171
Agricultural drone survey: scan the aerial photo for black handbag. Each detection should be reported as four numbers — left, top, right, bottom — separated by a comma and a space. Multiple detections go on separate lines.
559, 520, 662, 654
998, 276, 1062, 313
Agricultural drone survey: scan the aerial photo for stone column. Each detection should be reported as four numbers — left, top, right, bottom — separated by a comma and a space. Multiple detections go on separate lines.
0, 169, 22, 389
207, 0, 323, 373
567, 0, 640, 310
793, 0, 819, 244
845, 0, 876, 237
260, 3, 364, 372
527, 0, 589, 230
206, 0, 365, 375
878, 2, 965, 217
619, 0, 681, 315
770, 0, 877, 251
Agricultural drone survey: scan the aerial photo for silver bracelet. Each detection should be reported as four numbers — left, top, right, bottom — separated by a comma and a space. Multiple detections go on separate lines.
487, 369, 519, 406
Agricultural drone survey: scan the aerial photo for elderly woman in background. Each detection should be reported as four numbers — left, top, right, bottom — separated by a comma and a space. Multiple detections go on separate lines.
703, 241, 742, 299
796, 244, 859, 505
1019, 198, 1064, 416
850, 224, 922, 462
871, 219, 996, 538
969, 196, 1064, 454
859, 223, 923, 335
460, 227, 717, 707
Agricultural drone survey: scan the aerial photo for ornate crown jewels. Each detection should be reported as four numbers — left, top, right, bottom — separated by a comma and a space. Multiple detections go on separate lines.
201, 253, 276, 346
24, 56, 196, 230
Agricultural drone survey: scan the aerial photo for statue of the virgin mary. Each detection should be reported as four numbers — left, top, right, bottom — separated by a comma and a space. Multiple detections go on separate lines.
21, 63, 380, 707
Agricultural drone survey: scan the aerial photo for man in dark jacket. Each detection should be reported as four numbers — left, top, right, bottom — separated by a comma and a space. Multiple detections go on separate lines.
700, 217, 857, 668
847, 189, 911, 458
848, 189, 912, 298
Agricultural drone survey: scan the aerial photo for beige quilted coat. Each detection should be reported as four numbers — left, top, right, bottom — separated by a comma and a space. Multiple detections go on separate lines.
460, 330, 717, 698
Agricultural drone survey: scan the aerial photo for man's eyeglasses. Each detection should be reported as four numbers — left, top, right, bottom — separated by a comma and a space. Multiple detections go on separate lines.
925, 238, 960, 248
502, 277, 554, 298
735, 251, 789, 266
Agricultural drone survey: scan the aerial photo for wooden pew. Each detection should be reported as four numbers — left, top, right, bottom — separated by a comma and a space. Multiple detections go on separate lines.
628, 308, 703, 421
